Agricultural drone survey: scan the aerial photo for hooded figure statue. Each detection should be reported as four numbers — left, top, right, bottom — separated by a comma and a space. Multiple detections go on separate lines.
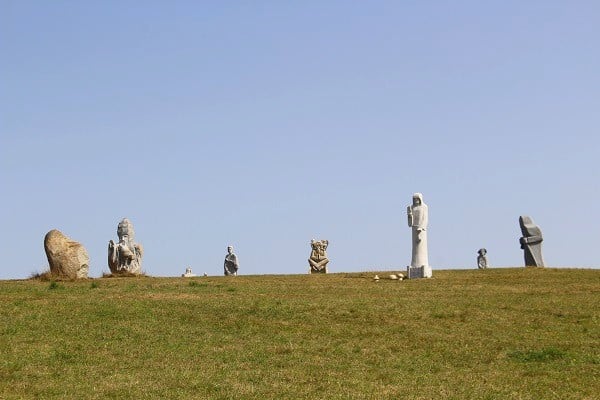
519, 216, 545, 267
407, 193, 431, 278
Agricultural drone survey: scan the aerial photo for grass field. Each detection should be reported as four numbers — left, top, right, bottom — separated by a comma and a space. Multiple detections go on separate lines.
1, 268, 598, 399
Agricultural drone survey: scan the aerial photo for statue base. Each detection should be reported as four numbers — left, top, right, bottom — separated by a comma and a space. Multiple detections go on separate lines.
407, 265, 432, 279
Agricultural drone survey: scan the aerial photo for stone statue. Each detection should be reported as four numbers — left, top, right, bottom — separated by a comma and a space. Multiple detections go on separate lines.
519, 216, 545, 267
308, 239, 329, 273
407, 193, 431, 278
108, 218, 143, 275
477, 248, 488, 269
224, 245, 239, 276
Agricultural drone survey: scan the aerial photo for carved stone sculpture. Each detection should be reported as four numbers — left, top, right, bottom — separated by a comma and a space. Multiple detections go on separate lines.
519, 216, 545, 267
477, 248, 488, 269
308, 239, 329, 273
407, 193, 432, 278
108, 218, 143, 275
44, 229, 89, 279
224, 245, 239, 276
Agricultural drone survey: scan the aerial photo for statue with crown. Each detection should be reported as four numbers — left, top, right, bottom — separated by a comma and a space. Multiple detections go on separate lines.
108, 218, 144, 275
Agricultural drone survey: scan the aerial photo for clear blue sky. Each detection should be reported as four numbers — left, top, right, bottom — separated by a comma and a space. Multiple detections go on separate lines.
1, 1, 599, 279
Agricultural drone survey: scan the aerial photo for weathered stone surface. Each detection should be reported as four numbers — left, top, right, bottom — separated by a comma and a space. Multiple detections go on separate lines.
407, 266, 427, 279
477, 248, 488, 269
308, 239, 329, 273
224, 246, 239, 276
519, 216, 545, 267
44, 229, 89, 279
108, 218, 143, 275
407, 193, 432, 278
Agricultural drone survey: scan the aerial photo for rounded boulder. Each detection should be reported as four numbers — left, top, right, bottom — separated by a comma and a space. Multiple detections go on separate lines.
44, 229, 89, 279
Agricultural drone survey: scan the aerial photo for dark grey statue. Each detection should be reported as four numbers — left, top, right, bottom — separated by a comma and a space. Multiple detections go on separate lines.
477, 248, 488, 269
519, 216, 545, 267
224, 245, 239, 276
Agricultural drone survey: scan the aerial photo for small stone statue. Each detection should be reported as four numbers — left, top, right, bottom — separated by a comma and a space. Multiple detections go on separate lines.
224, 245, 239, 276
308, 239, 329, 273
477, 248, 488, 269
407, 193, 431, 278
519, 216, 545, 267
108, 218, 143, 275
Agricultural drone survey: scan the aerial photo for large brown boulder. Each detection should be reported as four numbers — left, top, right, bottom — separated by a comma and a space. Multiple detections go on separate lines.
44, 230, 89, 279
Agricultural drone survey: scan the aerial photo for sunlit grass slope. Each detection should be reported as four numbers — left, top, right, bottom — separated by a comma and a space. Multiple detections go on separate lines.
1, 268, 598, 399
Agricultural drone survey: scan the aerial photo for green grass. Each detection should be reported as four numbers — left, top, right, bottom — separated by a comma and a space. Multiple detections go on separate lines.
1, 268, 598, 399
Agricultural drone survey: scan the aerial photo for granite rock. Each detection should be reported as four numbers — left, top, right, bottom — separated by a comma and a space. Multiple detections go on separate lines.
44, 229, 89, 279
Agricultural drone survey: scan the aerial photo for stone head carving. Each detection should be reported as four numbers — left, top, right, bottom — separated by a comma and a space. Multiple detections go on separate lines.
117, 218, 135, 241
412, 192, 423, 206
519, 216, 542, 238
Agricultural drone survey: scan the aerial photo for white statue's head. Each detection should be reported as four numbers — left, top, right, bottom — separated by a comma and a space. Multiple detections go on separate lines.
412, 193, 423, 206
227, 245, 233, 254
117, 218, 134, 240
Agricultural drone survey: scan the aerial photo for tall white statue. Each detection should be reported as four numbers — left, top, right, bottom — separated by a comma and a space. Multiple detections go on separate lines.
407, 193, 431, 278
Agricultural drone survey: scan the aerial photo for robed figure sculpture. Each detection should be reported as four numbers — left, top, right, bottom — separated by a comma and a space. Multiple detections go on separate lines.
108, 218, 143, 275
519, 216, 545, 267
407, 193, 432, 278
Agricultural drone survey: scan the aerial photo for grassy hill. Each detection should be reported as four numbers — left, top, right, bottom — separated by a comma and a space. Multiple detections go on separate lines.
1, 268, 598, 399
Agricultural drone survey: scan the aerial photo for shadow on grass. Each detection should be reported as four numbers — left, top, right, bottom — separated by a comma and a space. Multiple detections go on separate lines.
102, 272, 149, 278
